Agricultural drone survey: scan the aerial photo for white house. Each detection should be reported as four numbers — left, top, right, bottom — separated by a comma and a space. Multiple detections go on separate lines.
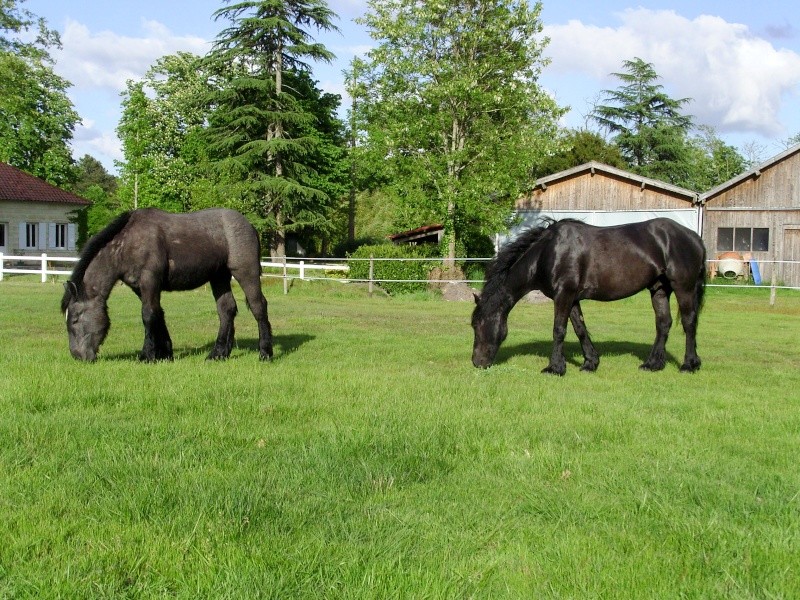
0, 161, 90, 256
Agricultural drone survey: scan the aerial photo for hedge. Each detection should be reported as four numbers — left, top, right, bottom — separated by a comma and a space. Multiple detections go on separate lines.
347, 244, 442, 295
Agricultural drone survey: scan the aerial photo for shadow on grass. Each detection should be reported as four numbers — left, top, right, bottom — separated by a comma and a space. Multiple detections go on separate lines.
102, 333, 315, 362
495, 339, 678, 370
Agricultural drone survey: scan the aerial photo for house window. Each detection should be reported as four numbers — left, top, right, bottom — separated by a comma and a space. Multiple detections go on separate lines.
717, 227, 769, 252
0, 223, 6, 248
24, 223, 38, 249
53, 223, 68, 249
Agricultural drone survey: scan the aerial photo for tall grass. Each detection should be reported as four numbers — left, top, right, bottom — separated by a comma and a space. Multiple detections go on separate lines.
1, 279, 798, 598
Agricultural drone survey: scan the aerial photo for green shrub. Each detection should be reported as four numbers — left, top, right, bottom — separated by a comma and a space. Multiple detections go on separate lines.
347, 243, 442, 295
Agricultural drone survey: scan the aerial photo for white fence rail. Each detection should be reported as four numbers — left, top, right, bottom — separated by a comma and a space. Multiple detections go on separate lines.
3, 252, 799, 300
0, 253, 79, 282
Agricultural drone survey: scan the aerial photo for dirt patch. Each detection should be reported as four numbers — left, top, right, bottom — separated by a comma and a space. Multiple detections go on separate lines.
521, 290, 551, 304
440, 281, 479, 302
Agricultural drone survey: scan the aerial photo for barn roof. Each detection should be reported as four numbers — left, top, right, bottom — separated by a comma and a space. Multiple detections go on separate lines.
389, 223, 444, 244
0, 161, 91, 206
700, 143, 800, 203
534, 161, 699, 203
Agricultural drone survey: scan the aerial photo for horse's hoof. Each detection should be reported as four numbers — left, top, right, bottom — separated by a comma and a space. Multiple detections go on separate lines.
639, 362, 665, 372
680, 361, 701, 373
541, 366, 565, 376
580, 361, 599, 372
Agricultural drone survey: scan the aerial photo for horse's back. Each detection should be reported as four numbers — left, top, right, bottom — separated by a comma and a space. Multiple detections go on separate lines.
123, 208, 262, 290
544, 218, 704, 301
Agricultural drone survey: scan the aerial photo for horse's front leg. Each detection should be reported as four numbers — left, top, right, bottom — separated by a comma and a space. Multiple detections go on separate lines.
139, 288, 173, 361
569, 302, 599, 372
543, 297, 572, 376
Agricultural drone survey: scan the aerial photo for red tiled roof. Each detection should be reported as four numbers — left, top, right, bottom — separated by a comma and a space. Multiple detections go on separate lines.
0, 161, 91, 206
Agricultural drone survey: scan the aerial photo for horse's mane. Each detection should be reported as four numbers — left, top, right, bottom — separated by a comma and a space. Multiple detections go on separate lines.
61, 211, 132, 310
481, 219, 577, 307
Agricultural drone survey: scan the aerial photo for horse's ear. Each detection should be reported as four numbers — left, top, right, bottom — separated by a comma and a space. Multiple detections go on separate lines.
473, 292, 481, 305
64, 281, 78, 300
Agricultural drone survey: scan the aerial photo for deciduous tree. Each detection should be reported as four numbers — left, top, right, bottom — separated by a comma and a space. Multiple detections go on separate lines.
0, 0, 79, 185
355, 0, 564, 263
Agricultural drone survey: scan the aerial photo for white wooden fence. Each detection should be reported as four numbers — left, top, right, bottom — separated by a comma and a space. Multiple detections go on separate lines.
0, 253, 79, 282
0, 253, 351, 285
2, 252, 798, 301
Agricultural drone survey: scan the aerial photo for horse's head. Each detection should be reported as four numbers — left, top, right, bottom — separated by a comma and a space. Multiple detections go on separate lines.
471, 293, 507, 368
61, 282, 110, 362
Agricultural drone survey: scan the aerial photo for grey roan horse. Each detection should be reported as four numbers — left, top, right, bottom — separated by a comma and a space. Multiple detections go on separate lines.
472, 218, 706, 375
61, 208, 273, 362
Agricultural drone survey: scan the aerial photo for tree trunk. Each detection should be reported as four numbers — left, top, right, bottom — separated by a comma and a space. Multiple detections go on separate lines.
273, 209, 286, 258
271, 42, 286, 257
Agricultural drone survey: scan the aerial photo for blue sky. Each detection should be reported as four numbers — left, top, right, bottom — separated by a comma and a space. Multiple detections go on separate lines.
24, 0, 800, 172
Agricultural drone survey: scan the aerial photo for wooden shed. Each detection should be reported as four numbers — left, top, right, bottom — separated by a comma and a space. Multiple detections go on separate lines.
506, 161, 700, 248
700, 144, 800, 287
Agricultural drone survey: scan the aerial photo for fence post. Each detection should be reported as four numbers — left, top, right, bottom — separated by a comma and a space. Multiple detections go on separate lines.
0, 252, 4, 282
41, 253, 48, 283
770, 261, 777, 306
282, 257, 288, 295
368, 255, 374, 297
299, 260, 305, 281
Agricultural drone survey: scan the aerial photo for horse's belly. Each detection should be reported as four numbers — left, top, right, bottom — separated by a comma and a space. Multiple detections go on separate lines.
164, 262, 222, 291
582, 266, 657, 301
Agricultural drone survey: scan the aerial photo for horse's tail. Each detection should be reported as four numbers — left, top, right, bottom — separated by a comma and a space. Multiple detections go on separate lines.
696, 245, 707, 312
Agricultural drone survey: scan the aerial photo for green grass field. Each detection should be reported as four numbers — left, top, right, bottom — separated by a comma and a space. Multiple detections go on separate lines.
1, 279, 799, 598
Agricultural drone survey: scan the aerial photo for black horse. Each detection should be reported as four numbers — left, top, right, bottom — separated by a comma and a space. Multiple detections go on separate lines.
472, 218, 706, 375
61, 208, 273, 362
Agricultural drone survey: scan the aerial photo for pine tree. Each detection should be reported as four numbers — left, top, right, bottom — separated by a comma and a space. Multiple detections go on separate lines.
204, 0, 340, 256
592, 57, 693, 184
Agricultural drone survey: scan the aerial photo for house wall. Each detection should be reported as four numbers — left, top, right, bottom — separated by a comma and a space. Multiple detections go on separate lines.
0, 200, 81, 255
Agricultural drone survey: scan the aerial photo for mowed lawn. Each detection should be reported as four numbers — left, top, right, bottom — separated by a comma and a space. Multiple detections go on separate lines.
1, 279, 799, 598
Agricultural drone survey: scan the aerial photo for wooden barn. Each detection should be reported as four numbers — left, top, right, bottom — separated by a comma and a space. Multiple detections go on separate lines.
700, 144, 800, 287
506, 161, 700, 248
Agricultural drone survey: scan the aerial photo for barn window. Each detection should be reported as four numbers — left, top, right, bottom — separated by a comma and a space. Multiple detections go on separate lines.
752, 228, 769, 251
717, 228, 733, 251
717, 227, 769, 252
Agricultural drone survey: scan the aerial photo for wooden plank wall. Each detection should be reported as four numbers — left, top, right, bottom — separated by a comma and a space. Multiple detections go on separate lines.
704, 152, 800, 209
516, 171, 694, 211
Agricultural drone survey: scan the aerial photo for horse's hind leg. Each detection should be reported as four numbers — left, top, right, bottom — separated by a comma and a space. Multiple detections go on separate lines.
641, 283, 672, 371
235, 272, 273, 361
569, 302, 599, 372
208, 275, 237, 360
674, 285, 701, 372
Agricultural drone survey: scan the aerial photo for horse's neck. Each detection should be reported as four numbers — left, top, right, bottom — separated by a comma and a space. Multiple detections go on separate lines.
506, 253, 540, 303
82, 246, 120, 302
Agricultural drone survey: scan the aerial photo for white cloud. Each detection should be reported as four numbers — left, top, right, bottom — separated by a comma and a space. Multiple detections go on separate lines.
544, 9, 800, 137
328, 0, 369, 19
53, 18, 210, 92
